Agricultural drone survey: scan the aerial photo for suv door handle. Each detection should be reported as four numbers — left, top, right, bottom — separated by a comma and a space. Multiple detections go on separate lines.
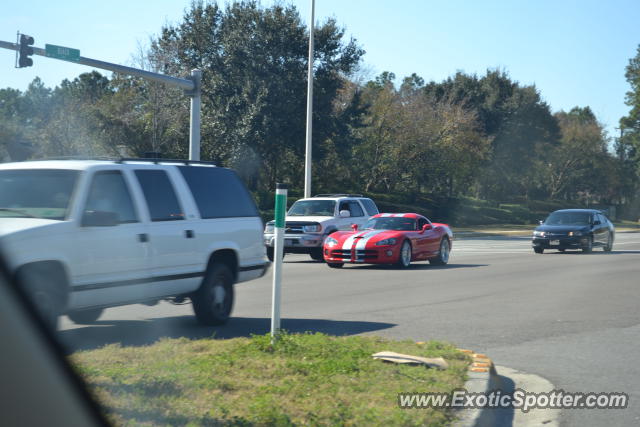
138, 233, 149, 243
185, 230, 195, 239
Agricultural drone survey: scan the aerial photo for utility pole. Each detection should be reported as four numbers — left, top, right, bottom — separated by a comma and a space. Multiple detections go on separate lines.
1, 36, 202, 160
303, 0, 315, 198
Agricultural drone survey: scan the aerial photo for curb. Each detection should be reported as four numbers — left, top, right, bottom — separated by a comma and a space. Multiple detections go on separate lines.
453, 350, 501, 427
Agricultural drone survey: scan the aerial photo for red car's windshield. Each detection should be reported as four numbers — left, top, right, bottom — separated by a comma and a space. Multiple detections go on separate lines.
363, 217, 416, 231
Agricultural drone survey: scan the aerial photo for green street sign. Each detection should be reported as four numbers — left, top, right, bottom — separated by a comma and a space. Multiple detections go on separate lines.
45, 44, 80, 62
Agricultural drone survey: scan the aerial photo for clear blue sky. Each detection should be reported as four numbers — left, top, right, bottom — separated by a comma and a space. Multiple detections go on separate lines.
1, 0, 639, 137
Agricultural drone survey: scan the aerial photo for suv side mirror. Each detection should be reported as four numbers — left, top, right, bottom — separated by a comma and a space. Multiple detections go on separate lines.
339, 210, 351, 218
81, 210, 118, 227
593, 220, 601, 226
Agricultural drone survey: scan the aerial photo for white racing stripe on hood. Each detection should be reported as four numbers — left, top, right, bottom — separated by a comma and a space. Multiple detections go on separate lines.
354, 230, 387, 261
342, 230, 368, 250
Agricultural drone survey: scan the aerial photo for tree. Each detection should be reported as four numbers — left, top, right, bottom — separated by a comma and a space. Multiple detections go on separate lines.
423, 70, 560, 200
546, 107, 609, 200
355, 72, 488, 198
149, 1, 364, 192
617, 44, 640, 202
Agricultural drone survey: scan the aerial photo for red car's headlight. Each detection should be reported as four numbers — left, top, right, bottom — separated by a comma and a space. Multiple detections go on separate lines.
375, 238, 397, 246
325, 237, 339, 247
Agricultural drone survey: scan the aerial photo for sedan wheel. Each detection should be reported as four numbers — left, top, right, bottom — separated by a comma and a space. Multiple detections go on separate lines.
603, 233, 613, 252
396, 240, 412, 268
582, 236, 593, 253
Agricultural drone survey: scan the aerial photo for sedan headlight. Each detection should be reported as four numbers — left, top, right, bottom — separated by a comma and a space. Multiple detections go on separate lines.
303, 224, 322, 233
533, 231, 546, 237
264, 223, 274, 233
325, 237, 339, 247
375, 238, 397, 246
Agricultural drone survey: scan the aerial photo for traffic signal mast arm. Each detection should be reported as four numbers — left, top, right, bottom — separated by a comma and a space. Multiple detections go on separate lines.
1, 36, 201, 160
0, 39, 194, 92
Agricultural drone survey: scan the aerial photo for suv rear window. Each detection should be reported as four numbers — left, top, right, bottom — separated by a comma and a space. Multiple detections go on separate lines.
178, 166, 259, 218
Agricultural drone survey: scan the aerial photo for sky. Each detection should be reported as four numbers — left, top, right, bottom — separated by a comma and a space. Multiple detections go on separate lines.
1, 0, 639, 138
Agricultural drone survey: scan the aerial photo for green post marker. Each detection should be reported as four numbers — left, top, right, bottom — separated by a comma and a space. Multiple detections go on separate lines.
271, 183, 288, 341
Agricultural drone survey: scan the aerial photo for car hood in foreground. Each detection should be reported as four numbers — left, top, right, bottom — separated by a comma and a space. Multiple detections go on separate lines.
0, 217, 61, 237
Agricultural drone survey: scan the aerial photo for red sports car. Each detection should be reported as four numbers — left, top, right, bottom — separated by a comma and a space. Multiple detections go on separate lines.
323, 213, 453, 268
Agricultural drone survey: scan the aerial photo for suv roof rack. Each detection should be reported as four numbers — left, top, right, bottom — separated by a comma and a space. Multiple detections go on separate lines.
36, 156, 218, 166
313, 194, 363, 198
116, 158, 218, 166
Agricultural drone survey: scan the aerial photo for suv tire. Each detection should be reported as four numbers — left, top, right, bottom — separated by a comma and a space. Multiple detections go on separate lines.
17, 265, 64, 331
309, 248, 324, 261
192, 263, 234, 326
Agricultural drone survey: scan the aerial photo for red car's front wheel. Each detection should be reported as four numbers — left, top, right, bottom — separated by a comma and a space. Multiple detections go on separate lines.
396, 240, 412, 268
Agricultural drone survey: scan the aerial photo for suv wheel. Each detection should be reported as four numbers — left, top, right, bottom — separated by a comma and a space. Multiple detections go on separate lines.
17, 265, 63, 331
309, 248, 324, 261
67, 308, 104, 324
266, 247, 285, 262
192, 263, 234, 326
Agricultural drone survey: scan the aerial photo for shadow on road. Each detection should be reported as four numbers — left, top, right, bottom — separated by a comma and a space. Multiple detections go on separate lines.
340, 263, 488, 271
487, 374, 516, 427
59, 316, 396, 353
547, 250, 640, 255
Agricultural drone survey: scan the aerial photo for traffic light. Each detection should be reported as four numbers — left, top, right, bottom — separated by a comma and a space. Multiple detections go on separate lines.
18, 34, 34, 68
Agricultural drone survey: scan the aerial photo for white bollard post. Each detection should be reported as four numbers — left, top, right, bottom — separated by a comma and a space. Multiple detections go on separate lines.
270, 183, 288, 342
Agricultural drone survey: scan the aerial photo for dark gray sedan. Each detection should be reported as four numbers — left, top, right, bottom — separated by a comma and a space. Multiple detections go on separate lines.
531, 209, 615, 254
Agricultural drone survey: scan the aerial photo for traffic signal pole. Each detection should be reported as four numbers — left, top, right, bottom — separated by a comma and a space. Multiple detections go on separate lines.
0, 38, 202, 160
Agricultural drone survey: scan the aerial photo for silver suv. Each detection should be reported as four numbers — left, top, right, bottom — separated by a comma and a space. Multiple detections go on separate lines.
263, 194, 379, 261
0, 158, 268, 329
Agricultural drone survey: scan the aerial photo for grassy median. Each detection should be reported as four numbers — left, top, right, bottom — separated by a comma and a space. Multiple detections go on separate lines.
70, 332, 470, 426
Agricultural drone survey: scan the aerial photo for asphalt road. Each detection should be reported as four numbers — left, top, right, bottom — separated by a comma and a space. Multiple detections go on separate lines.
59, 232, 640, 426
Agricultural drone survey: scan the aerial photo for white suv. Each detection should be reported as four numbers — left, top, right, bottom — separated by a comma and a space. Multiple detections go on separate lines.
263, 194, 379, 261
0, 159, 268, 329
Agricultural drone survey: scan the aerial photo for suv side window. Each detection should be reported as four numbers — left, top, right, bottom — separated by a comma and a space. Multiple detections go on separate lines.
348, 201, 365, 217
360, 198, 379, 216
84, 171, 138, 223
134, 170, 184, 221
177, 166, 258, 218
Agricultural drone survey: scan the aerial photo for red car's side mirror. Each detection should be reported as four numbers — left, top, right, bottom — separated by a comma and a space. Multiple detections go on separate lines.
420, 224, 432, 233
351, 224, 358, 231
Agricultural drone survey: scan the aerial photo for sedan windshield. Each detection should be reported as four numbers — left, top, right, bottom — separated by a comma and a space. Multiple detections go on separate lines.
288, 200, 336, 216
0, 169, 79, 220
363, 217, 416, 231
544, 211, 592, 226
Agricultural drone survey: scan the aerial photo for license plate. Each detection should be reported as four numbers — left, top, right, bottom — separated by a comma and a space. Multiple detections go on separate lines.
550, 240, 560, 246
